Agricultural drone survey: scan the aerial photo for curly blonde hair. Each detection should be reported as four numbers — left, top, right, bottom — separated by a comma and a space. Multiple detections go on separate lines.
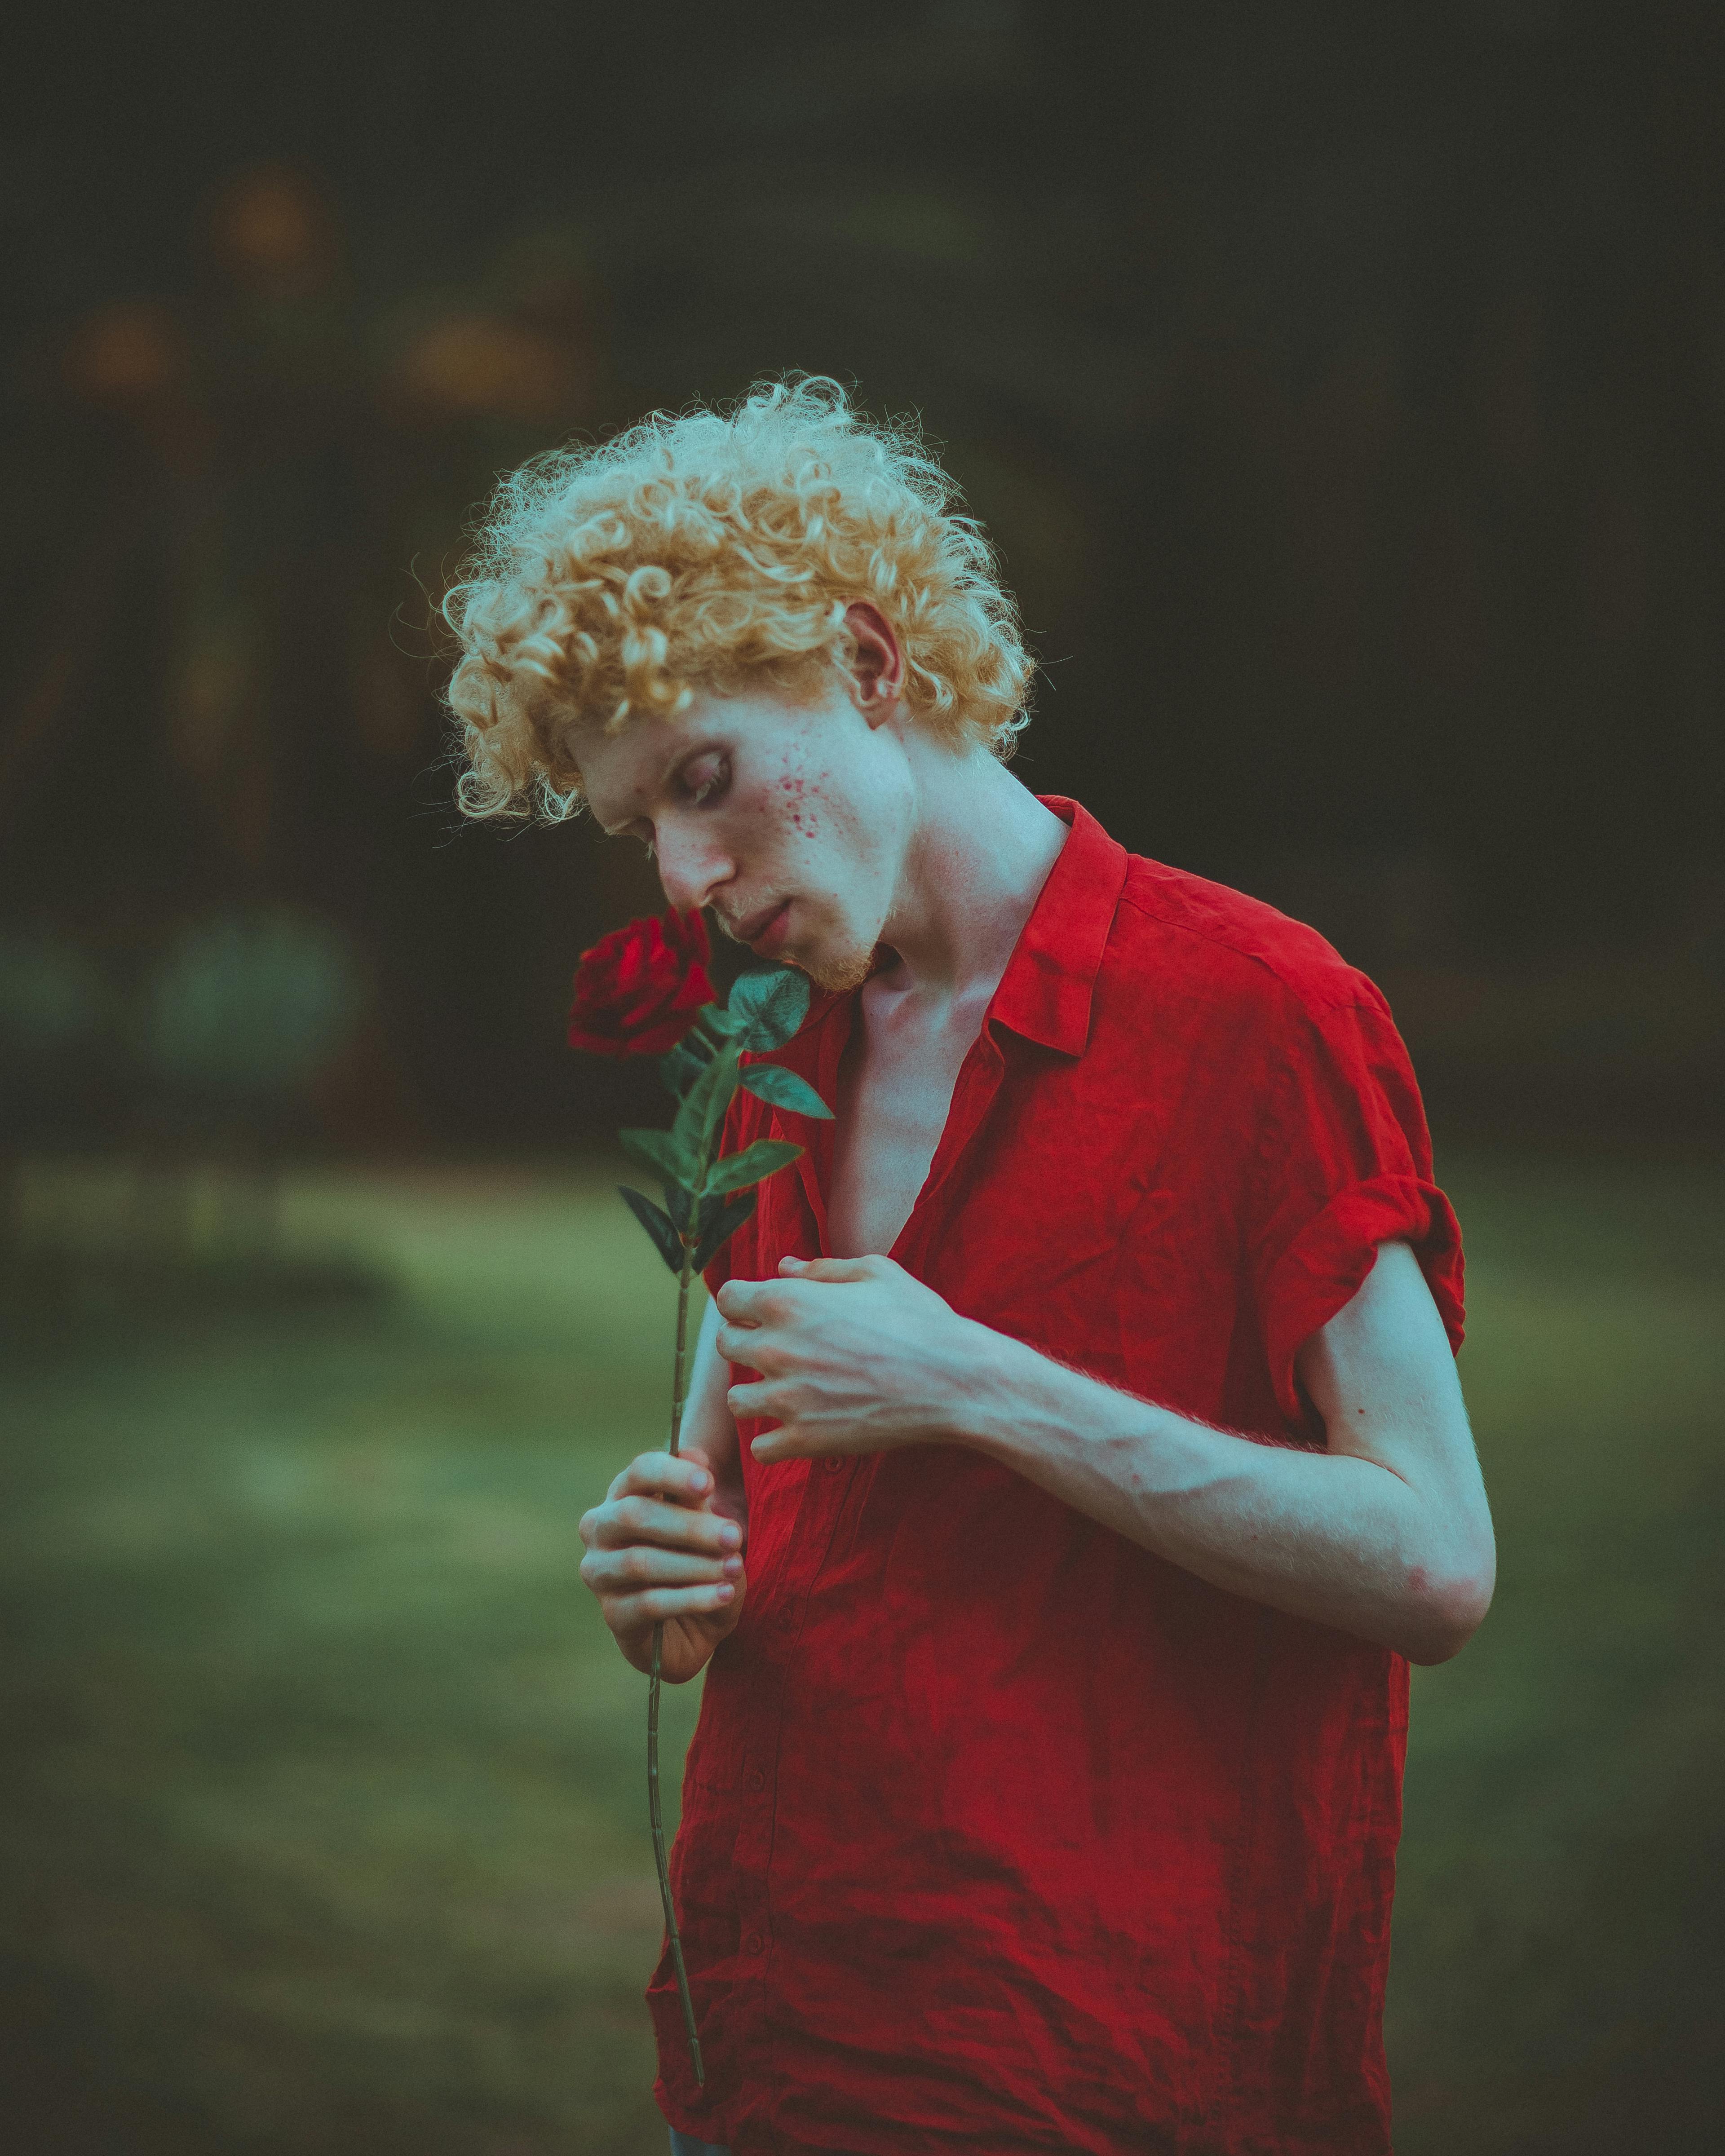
439, 375, 1034, 821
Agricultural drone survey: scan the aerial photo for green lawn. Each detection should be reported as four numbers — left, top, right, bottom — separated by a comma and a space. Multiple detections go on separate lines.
1389, 1151, 1724, 2156
0, 1150, 1719, 2154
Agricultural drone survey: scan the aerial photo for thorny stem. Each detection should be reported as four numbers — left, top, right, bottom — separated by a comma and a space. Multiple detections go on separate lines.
649, 1242, 705, 2086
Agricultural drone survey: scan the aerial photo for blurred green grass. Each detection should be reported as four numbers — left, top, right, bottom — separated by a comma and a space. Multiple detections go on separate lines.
0, 1150, 1720, 2154
0, 1164, 703, 2156
1389, 1150, 1725, 2156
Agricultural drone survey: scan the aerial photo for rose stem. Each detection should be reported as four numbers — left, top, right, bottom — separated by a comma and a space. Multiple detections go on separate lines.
650, 1238, 705, 2087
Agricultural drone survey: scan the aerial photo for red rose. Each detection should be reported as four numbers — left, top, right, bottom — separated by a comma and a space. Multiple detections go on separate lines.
567, 907, 715, 1058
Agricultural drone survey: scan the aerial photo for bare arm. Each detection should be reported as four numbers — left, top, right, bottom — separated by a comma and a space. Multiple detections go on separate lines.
953, 1241, 1494, 1662
577, 1297, 750, 1680
718, 1241, 1495, 1666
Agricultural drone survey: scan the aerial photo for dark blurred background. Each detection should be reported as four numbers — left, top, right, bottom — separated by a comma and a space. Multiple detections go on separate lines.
1, 4, 1721, 2153
5, 0, 1722, 1152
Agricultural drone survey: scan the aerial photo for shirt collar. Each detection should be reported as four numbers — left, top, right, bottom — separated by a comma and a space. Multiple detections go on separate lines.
774, 794, 1128, 1072
986, 796, 1129, 1056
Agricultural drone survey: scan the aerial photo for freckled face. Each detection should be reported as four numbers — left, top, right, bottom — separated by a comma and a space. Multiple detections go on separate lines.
572, 675, 916, 992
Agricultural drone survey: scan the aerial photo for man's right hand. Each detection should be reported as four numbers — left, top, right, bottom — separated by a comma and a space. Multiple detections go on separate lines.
577, 1445, 747, 1681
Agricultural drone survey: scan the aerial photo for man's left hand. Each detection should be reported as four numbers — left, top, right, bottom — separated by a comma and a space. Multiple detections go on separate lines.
714, 1255, 983, 1464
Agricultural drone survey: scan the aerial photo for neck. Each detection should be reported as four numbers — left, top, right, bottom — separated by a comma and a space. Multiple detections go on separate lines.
875, 738, 1069, 998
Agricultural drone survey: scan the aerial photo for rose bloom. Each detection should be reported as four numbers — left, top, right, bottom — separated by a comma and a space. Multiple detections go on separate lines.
568, 907, 714, 1058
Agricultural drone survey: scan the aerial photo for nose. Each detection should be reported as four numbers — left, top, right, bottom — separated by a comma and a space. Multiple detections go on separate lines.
653, 818, 735, 916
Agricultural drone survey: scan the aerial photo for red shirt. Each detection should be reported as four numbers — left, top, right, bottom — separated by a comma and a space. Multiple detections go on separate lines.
652, 799, 1464, 2155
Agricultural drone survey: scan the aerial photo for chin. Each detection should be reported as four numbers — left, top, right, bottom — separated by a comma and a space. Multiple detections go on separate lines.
798, 939, 877, 995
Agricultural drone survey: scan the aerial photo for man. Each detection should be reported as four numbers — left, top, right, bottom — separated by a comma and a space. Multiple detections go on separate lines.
443, 377, 1495, 2155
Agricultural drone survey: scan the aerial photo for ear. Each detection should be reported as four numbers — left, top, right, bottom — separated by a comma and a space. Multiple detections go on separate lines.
841, 601, 905, 728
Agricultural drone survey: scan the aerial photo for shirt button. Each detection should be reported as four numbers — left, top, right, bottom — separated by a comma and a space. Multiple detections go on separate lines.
823, 1456, 844, 1473
746, 1767, 766, 1793
746, 1930, 765, 1954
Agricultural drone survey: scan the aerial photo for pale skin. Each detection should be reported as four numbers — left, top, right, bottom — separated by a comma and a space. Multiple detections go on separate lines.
576, 607, 1496, 1681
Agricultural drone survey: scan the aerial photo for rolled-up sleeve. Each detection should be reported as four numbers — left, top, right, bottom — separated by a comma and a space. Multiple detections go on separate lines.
1248, 984, 1464, 1429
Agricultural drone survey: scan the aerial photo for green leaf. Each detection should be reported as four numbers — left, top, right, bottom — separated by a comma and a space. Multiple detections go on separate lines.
620, 1126, 698, 1188
693, 1189, 757, 1272
703, 1137, 803, 1197
671, 1038, 741, 1166
659, 1038, 709, 1101
616, 1186, 683, 1273
728, 966, 811, 1053
663, 1182, 694, 1235
738, 1061, 833, 1119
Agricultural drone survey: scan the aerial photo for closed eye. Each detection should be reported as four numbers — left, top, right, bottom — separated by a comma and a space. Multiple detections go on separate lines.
682, 751, 729, 808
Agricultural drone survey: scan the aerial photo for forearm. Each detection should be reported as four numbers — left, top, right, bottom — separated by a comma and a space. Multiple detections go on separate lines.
954, 1325, 1484, 1664
722, 1246, 1492, 1660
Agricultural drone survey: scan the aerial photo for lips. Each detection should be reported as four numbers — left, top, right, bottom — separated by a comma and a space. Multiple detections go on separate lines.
745, 901, 792, 954
725, 899, 780, 944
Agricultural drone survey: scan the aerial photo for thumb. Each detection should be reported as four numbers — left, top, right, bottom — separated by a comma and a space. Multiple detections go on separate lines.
780, 1254, 885, 1283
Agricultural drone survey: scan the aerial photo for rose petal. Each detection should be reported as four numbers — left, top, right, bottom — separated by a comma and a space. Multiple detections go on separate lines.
566, 906, 714, 1058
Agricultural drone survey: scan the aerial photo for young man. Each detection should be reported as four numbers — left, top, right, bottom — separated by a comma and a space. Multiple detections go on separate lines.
443, 378, 1495, 2156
